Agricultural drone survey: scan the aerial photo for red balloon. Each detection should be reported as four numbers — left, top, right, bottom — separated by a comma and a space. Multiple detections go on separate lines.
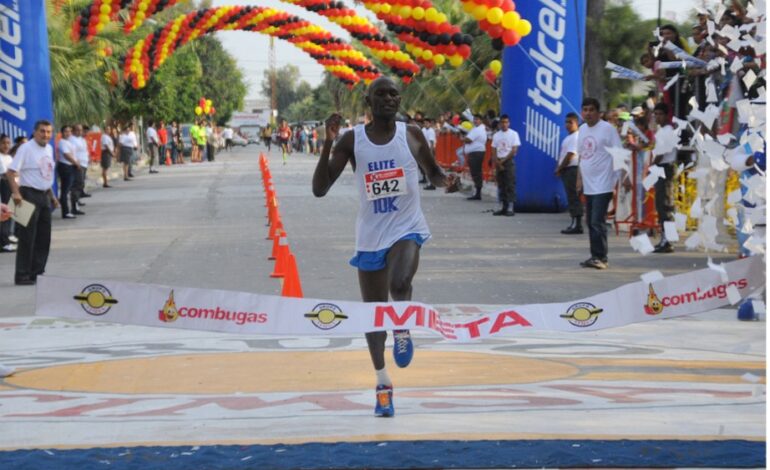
445, 44, 457, 56
488, 0, 504, 7
458, 44, 471, 58
478, 19, 490, 30
502, 28, 521, 46
487, 25, 504, 38
439, 22, 453, 34
503, 0, 516, 10
485, 70, 496, 85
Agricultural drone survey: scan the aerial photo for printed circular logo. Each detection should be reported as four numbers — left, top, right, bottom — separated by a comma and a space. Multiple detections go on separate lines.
304, 303, 348, 330
73, 284, 118, 316
560, 302, 603, 327
580, 136, 597, 160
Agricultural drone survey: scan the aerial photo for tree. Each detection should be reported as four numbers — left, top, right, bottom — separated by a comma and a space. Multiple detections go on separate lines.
194, 37, 247, 124
261, 65, 313, 118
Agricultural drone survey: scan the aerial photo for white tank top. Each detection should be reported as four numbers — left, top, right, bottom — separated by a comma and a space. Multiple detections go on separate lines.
353, 122, 430, 252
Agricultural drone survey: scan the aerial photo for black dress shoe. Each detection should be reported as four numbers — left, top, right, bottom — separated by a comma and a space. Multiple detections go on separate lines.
562, 226, 584, 234
73, 210, 86, 215
466, 194, 481, 200
81, 193, 92, 198
15, 278, 35, 286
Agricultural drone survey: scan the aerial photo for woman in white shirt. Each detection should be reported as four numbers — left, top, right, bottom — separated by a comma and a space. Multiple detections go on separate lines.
100, 125, 115, 187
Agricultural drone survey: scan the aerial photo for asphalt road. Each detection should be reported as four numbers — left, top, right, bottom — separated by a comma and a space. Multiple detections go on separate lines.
0, 145, 740, 317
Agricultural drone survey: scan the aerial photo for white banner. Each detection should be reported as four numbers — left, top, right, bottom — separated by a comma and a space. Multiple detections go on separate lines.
606, 61, 648, 81
36, 257, 764, 341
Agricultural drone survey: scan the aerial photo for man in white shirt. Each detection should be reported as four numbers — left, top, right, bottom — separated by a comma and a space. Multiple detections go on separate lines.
69, 125, 89, 213
464, 114, 488, 200
555, 113, 583, 234
577, 98, 626, 270
223, 126, 234, 151
651, 103, 678, 253
421, 118, 437, 190
100, 125, 115, 188
6, 120, 59, 285
491, 114, 519, 216
205, 123, 215, 162
146, 121, 160, 173
57, 125, 81, 218
0, 134, 15, 251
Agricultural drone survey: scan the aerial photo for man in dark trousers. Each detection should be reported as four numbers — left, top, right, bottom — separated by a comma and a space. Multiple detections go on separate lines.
313, 76, 452, 417
6, 120, 59, 285
555, 113, 583, 233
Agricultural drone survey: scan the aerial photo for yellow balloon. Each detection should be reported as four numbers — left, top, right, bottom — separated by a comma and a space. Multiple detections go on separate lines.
195, 106, 203, 115
343, 16, 352, 25
502, 11, 520, 29
462, 2, 475, 14
486, 7, 504, 24
425, 7, 438, 21
460, 121, 473, 131
436, 13, 447, 23
489, 59, 502, 75
472, 5, 488, 21
412, 7, 425, 20
515, 19, 532, 37
449, 55, 463, 67
433, 54, 445, 66
422, 49, 433, 60
400, 6, 412, 18
206, 99, 213, 107
380, 3, 391, 13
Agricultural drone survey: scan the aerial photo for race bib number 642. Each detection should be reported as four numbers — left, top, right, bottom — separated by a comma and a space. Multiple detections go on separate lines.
364, 167, 408, 201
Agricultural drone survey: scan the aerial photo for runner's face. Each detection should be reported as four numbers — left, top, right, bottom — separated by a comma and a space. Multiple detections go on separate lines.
367, 80, 400, 119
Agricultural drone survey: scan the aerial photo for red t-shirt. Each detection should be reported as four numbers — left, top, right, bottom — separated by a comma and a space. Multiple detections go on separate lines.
279, 126, 291, 139
158, 128, 168, 145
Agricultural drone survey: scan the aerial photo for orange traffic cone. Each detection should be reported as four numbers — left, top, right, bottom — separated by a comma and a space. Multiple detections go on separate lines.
281, 253, 303, 298
270, 238, 289, 278
165, 151, 171, 166
269, 229, 284, 260
268, 217, 283, 241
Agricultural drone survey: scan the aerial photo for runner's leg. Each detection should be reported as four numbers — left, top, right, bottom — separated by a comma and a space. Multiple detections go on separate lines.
359, 267, 389, 370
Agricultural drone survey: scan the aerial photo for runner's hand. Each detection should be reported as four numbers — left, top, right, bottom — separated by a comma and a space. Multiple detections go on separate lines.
325, 113, 342, 143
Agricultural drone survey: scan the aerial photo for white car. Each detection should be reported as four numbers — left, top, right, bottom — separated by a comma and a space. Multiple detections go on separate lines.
231, 134, 249, 147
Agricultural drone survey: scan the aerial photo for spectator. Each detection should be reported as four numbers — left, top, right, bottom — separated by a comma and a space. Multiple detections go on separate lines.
100, 124, 115, 188
190, 120, 201, 162
157, 121, 168, 166
57, 125, 80, 218
464, 114, 487, 201
146, 120, 160, 173
6, 120, 59, 285
0, 134, 15, 251
223, 125, 234, 151
650, 103, 679, 253
576, 98, 626, 270
205, 121, 215, 162
69, 124, 89, 212
421, 118, 437, 190
555, 113, 582, 234
490, 114, 518, 216
118, 123, 137, 181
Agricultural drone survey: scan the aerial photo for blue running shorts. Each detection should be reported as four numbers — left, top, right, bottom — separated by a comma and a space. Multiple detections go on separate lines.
350, 233, 428, 271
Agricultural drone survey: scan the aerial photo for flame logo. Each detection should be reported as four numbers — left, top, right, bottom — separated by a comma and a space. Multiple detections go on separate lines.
644, 284, 664, 315
159, 290, 180, 322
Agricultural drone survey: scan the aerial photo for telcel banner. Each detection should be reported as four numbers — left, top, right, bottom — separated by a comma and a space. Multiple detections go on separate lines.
502, 0, 586, 212
0, 0, 54, 139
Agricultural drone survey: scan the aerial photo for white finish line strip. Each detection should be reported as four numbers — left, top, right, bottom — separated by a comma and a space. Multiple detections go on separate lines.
36, 257, 764, 341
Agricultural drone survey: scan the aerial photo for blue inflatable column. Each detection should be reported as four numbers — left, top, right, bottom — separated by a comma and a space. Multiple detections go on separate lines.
501, 0, 586, 212
0, 0, 55, 139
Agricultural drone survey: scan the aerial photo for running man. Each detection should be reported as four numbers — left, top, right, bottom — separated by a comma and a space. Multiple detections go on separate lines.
313, 76, 452, 417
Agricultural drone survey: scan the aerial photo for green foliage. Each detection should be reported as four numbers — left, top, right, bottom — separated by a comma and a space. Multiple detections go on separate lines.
261, 64, 313, 119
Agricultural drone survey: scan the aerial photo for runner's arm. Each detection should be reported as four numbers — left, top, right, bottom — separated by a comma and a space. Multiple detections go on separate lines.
407, 125, 449, 187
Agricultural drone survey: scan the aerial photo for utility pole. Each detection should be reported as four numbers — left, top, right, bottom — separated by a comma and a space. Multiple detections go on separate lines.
269, 37, 277, 125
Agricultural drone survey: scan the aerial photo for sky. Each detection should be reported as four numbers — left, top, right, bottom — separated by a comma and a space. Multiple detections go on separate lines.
211, 0, 703, 100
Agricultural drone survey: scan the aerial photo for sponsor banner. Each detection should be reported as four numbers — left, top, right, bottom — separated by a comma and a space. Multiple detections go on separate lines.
35, 257, 764, 341
662, 42, 709, 68
501, 0, 586, 212
0, 0, 54, 139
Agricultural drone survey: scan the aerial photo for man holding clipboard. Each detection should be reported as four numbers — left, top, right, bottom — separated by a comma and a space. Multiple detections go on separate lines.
5, 120, 59, 286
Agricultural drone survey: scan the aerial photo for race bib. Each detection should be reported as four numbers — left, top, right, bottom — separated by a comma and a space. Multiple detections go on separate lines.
364, 167, 407, 201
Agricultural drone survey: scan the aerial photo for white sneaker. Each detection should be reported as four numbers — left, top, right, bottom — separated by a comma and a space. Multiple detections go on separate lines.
0, 364, 15, 377
8, 235, 17, 243
1, 244, 15, 252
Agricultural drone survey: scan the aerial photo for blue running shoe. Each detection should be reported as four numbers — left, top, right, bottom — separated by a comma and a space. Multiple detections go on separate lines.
375, 384, 394, 417
393, 329, 414, 368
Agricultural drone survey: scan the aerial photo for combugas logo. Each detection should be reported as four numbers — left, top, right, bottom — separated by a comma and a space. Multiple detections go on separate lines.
305, 303, 348, 330
159, 290, 180, 323
644, 284, 664, 315
560, 302, 603, 327
73, 284, 118, 316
